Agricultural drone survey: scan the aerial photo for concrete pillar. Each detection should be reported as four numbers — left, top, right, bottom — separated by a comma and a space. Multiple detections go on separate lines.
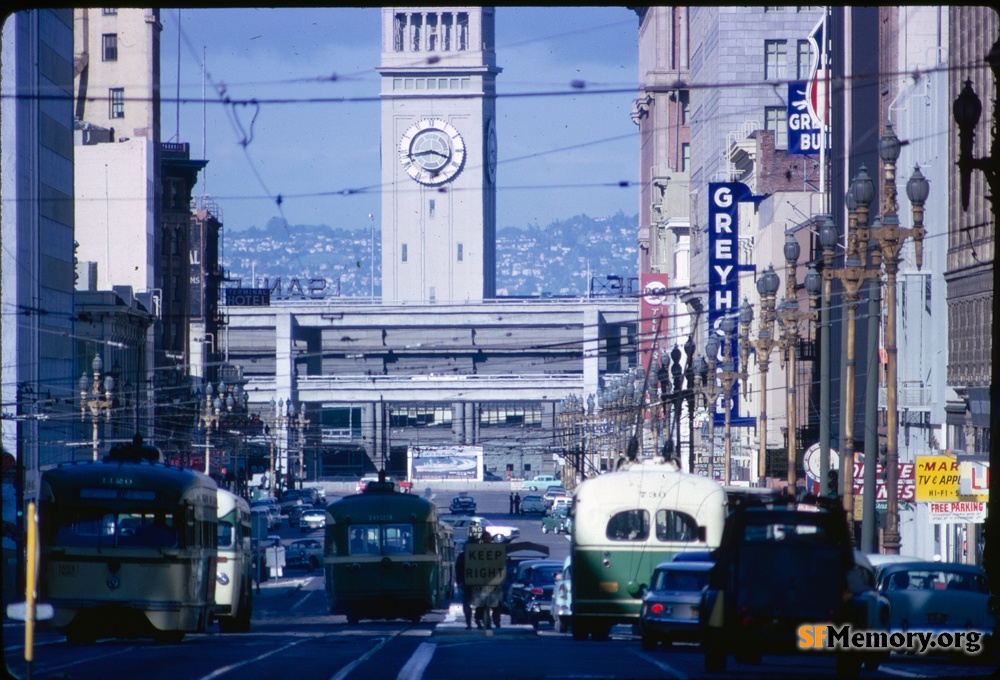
583, 307, 601, 400
454, 402, 466, 443
366, 402, 377, 470
466, 403, 478, 445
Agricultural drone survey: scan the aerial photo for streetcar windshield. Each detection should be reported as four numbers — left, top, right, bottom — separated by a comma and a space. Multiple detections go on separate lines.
217, 520, 235, 549
348, 523, 415, 556
53, 510, 178, 548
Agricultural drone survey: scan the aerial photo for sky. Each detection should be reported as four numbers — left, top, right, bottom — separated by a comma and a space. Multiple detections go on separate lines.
160, 7, 640, 233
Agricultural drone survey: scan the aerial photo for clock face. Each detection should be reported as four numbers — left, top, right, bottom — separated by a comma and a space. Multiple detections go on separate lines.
486, 119, 498, 184
399, 118, 466, 186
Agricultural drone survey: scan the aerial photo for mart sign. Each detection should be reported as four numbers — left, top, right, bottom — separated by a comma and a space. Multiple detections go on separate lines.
915, 455, 988, 503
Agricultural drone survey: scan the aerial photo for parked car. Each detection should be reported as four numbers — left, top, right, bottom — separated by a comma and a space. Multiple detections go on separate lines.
543, 486, 567, 506
505, 558, 564, 628
541, 506, 571, 534
300, 509, 326, 532
450, 516, 520, 543
301, 486, 327, 506
876, 561, 997, 647
285, 538, 323, 570
519, 494, 547, 514
356, 476, 380, 493
449, 494, 477, 515
553, 556, 573, 633
550, 495, 572, 514
250, 506, 275, 531
639, 560, 713, 650
521, 475, 562, 491
250, 499, 281, 530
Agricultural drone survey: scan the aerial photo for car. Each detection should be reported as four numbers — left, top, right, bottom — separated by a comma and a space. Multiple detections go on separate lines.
250, 499, 281, 529
639, 560, 713, 650
301, 486, 327, 506
543, 486, 567, 506
449, 494, 477, 515
504, 558, 564, 628
541, 506, 571, 534
700, 495, 875, 675
519, 494, 547, 514
285, 538, 323, 571
300, 509, 326, 532
250, 506, 274, 531
450, 516, 520, 543
356, 476, 380, 493
876, 561, 997, 646
550, 495, 572, 514
671, 550, 713, 562
522, 475, 562, 492
553, 556, 573, 633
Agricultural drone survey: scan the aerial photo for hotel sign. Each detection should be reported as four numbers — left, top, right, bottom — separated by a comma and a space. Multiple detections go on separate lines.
225, 288, 271, 306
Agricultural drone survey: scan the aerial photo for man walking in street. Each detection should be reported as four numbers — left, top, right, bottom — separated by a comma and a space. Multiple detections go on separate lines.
513, 492, 521, 515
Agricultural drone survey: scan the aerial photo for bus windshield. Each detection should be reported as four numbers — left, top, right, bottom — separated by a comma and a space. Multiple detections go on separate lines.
53, 510, 178, 548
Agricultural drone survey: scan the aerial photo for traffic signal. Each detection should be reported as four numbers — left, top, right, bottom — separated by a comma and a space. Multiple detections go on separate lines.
826, 469, 839, 499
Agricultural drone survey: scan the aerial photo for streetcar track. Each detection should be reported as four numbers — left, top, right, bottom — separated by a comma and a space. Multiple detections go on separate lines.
195, 632, 336, 680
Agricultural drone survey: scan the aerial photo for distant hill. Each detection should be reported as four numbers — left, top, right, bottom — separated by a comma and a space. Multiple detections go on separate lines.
221, 212, 639, 297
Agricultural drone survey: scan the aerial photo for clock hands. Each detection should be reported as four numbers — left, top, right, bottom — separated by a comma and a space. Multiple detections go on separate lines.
412, 149, 450, 159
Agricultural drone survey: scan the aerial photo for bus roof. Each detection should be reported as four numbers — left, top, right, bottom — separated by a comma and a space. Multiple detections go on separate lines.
327, 488, 438, 524
217, 488, 251, 516
41, 459, 217, 507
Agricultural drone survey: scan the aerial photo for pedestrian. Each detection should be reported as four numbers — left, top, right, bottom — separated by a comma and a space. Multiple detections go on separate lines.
509, 492, 515, 514
455, 544, 473, 628
513, 492, 521, 515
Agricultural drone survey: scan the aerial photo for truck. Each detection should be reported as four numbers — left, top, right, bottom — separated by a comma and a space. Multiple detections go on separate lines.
700, 494, 882, 675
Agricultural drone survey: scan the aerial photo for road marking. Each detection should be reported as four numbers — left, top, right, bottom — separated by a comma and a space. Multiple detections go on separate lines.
879, 666, 923, 678
197, 634, 324, 680
328, 634, 397, 680
397, 641, 437, 680
630, 649, 688, 679
290, 590, 313, 611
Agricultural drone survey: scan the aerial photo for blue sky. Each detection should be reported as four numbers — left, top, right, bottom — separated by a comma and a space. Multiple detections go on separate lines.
160, 7, 640, 232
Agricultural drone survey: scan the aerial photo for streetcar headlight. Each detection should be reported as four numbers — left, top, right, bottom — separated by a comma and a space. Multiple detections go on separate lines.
217, 573, 230, 586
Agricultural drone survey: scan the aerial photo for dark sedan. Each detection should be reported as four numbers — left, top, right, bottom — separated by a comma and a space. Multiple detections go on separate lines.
505, 558, 564, 629
639, 560, 712, 650
449, 495, 477, 515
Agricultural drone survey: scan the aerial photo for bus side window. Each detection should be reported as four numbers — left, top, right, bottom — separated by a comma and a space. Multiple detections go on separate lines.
606, 510, 649, 541
655, 509, 699, 542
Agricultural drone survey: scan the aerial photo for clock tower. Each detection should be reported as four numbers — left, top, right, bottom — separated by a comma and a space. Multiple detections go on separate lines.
379, 7, 500, 303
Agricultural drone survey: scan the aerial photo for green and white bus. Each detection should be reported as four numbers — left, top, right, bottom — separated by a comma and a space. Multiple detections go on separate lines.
570, 458, 727, 640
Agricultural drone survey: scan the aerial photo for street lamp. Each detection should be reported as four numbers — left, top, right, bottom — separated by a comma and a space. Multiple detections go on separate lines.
822, 168, 877, 535
199, 383, 222, 476
704, 333, 720, 480
709, 315, 741, 485
868, 122, 928, 555
740, 265, 780, 483
79, 353, 115, 461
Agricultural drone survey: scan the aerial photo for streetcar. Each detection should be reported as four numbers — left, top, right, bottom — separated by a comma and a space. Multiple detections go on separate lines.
215, 488, 253, 632
324, 473, 454, 623
569, 457, 727, 640
39, 435, 218, 643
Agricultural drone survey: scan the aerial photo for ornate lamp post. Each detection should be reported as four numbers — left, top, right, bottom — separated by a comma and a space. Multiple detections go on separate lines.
739, 266, 780, 483
79, 353, 115, 461
704, 333, 720, 479
868, 122, 928, 555
289, 403, 310, 489
199, 383, 222, 475
822, 168, 876, 533
708, 316, 741, 485
267, 397, 290, 495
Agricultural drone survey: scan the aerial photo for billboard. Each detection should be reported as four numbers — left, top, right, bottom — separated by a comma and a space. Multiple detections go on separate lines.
408, 445, 483, 482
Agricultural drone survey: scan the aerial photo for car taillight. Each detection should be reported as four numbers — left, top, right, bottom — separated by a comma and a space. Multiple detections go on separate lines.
531, 588, 543, 595
650, 603, 664, 615
217, 556, 228, 563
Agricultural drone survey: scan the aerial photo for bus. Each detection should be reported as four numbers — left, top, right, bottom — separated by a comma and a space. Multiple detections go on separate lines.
324, 474, 454, 624
570, 457, 727, 640
215, 488, 253, 632
39, 436, 218, 643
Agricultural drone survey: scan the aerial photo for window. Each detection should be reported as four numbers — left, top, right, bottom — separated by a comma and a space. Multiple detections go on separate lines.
102, 34, 117, 61
429, 199, 435, 218
457, 243, 463, 261
456, 13, 469, 50
109, 88, 125, 119
681, 143, 691, 172
764, 40, 787, 81
429, 286, 436, 302
765, 106, 787, 149
678, 90, 690, 125
348, 525, 380, 556
393, 13, 405, 52
102, 8, 117, 15
606, 509, 650, 541
796, 39, 812, 80
401, 243, 408, 262
655, 510, 699, 542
